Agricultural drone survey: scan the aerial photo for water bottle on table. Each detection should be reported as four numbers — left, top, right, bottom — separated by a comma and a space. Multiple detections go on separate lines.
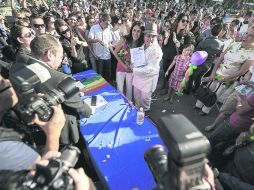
137, 107, 145, 125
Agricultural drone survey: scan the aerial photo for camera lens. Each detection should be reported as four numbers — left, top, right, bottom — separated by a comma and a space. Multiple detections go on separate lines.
59, 145, 81, 169
144, 144, 168, 183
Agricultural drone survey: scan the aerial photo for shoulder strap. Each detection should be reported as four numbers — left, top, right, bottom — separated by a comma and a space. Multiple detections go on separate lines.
0, 126, 22, 142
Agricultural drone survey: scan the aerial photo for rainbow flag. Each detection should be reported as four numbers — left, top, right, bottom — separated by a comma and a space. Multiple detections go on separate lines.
79, 75, 109, 95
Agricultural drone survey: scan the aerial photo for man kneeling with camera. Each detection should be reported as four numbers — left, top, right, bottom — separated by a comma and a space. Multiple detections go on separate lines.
0, 76, 94, 190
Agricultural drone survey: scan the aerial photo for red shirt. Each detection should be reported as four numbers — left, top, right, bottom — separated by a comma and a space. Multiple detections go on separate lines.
230, 94, 254, 132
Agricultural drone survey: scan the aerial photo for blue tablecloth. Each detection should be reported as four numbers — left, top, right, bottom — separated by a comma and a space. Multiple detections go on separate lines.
74, 70, 163, 190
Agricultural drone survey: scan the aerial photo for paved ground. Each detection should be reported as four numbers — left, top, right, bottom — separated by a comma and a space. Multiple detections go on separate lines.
149, 83, 219, 137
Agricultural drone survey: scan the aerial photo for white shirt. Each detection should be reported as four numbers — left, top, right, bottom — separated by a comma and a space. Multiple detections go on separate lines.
0, 141, 39, 171
133, 42, 163, 93
217, 42, 254, 76
89, 24, 112, 60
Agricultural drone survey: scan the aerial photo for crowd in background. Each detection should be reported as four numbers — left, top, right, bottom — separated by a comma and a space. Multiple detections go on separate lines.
0, 0, 254, 189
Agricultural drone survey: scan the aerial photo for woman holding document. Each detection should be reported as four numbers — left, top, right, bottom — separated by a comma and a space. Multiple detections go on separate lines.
132, 23, 163, 113
113, 21, 144, 100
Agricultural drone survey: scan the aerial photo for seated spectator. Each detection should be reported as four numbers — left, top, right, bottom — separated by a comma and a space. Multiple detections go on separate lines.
218, 23, 234, 51
208, 93, 254, 169
206, 68, 254, 132
194, 26, 254, 115
218, 140, 254, 190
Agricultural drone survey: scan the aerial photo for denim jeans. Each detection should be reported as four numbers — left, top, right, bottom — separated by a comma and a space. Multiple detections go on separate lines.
97, 59, 111, 83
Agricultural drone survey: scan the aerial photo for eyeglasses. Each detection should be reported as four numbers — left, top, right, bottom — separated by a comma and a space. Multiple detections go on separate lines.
0, 85, 11, 94
181, 19, 189, 23
61, 28, 70, 35
21, 32, 33, 38
33, 24, 45, 28
78, 16, 84, 20
17, 17, 25, 20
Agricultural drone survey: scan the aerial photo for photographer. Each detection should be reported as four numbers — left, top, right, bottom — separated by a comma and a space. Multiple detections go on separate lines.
0, 155, 94, 190
10, 34, 92, 145
0, 75, 65, 171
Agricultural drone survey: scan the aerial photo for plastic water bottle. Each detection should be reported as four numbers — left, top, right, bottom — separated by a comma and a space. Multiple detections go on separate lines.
136, 107, 145, 125
62, 62, 71, 74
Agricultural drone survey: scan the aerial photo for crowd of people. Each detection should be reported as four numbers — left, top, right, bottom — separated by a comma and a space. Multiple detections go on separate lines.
0, 0, 254, 189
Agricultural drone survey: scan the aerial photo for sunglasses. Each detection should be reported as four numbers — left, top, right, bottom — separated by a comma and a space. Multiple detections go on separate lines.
78, 16, 84, 20
181, 19, 189, 23
22, 32, 33, 38
33, 24, 45, 28
0, 85, 11, 94
61, 28, 70, 35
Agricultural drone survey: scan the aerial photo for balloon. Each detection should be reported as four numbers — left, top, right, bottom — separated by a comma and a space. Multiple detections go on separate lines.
185, 70, 189, 81
190, 51, 208, 66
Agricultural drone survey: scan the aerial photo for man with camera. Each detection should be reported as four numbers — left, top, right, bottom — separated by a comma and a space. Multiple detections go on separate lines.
0, 75, 64, 170
9, 34, 92, 145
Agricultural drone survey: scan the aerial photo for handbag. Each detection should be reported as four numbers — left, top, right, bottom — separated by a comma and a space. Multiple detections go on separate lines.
72, 45, 89, 73
194, 81, 221, 107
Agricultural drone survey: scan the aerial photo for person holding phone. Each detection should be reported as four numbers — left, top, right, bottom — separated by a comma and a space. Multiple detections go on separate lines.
55, 19, 88, 74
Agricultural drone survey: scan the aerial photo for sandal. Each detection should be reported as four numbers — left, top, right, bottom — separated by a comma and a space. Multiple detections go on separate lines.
205, 125, 215, 132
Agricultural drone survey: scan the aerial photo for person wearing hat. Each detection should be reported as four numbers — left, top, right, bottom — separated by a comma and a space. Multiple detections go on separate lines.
132, 23, 163, 113
142, 9, 153, 26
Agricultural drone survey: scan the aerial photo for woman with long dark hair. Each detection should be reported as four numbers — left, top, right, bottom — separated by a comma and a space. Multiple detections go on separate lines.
55, 19, 88, 74
113, 21, 144, 100
9, 25, 35, 74
160, 13, 193, 95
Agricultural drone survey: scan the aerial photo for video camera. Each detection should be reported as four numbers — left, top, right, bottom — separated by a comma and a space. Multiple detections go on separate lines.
9, 64, 79, 123
145, 114, 211, 190
23, 145, 80, 190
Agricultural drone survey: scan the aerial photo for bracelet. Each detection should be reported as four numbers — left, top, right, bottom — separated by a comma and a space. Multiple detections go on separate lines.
237, 103, 243, 107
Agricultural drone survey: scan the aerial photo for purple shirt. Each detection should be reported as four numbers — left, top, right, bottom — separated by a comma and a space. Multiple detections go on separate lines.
230, 94, 254, 132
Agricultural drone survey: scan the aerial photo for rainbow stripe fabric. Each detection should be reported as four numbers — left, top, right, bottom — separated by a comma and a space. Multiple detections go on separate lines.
79, 74, 109, 95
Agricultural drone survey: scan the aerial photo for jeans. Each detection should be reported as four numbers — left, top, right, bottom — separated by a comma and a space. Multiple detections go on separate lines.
97, 59, 111, 83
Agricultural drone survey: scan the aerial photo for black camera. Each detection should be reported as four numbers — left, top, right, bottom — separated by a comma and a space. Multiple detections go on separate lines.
24, 145, 80, 190
10, 65, 79, 123
145, 114, 211, 190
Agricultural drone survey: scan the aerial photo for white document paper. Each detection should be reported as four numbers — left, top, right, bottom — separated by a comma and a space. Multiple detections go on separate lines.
75, 81, 85, 89
130, 47, 146, 68
83, 95, 107, 114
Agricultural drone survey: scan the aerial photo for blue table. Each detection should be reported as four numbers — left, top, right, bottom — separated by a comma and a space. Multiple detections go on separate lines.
74, 70, 163, 190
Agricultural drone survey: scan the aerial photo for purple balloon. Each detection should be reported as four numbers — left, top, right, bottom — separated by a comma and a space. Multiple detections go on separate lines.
191, 51, 208, 66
